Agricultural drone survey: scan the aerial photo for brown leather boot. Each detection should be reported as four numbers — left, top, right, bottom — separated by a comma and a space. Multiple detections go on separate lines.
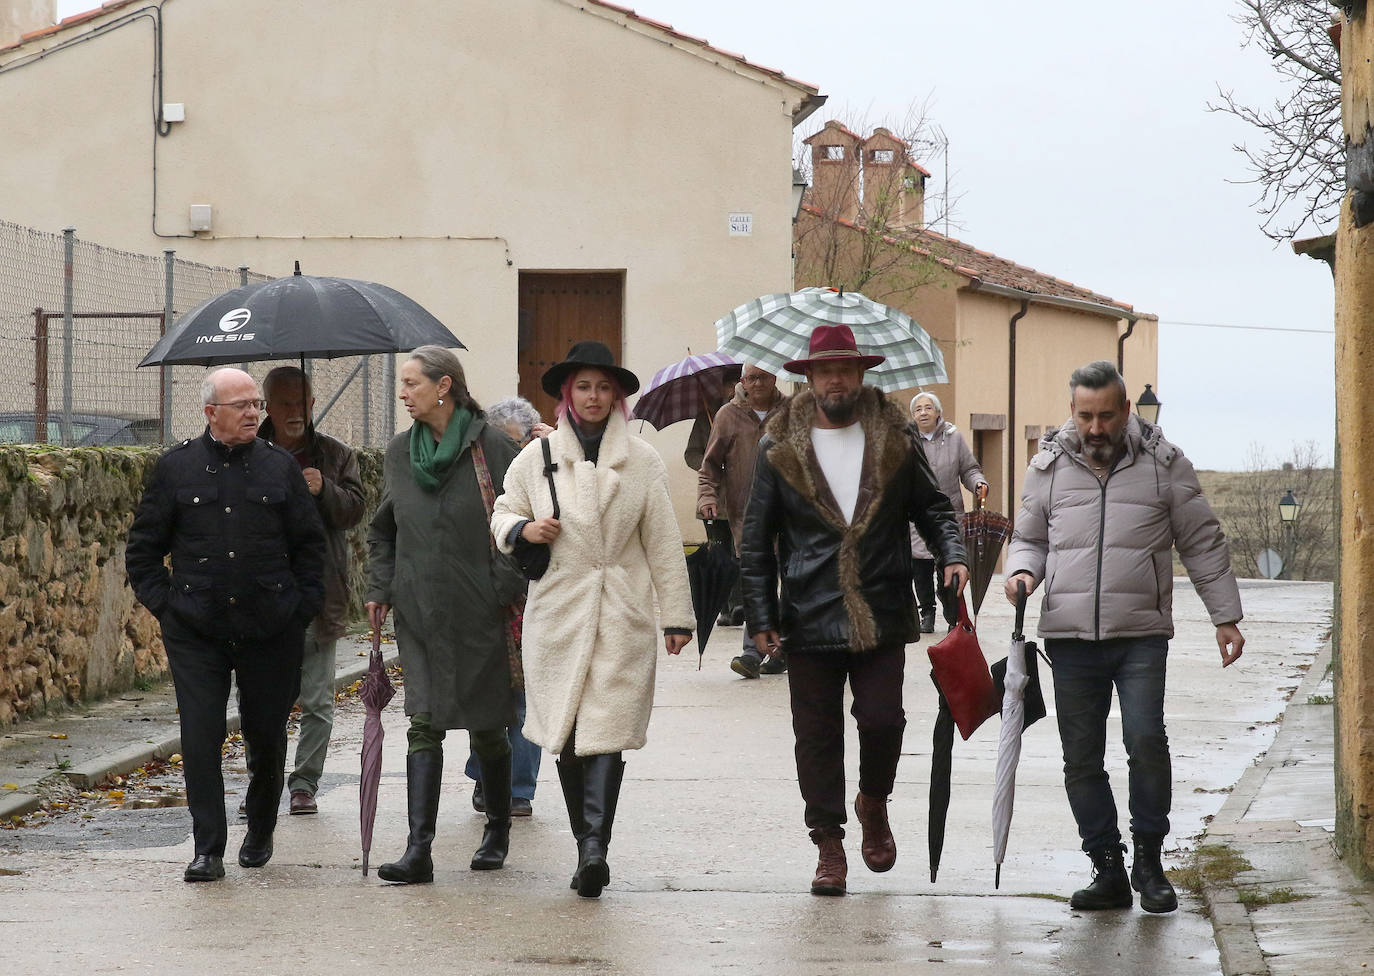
854, 792, 896, 873
811, 834, 848, 896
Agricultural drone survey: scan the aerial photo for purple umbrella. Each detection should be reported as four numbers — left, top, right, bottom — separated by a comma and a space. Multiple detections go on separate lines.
359, 626, 395, 876
630, 351, 742, 430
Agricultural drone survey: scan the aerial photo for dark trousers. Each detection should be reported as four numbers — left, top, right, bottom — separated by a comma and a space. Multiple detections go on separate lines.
1047, 636, 1172, 851
161, 613, 304, 857
786, 645, 906, 837
912, 558, 957, 625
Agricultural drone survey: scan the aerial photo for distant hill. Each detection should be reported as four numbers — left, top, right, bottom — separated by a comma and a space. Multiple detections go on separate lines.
1185, 467, 1335, 581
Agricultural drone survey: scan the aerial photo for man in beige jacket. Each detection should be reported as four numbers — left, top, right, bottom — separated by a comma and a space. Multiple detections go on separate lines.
1004, 360, 1244, 915
697, 364, 787, 678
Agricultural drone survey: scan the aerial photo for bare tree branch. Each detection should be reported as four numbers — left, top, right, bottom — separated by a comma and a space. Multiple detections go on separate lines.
1209, 0, 1343, 241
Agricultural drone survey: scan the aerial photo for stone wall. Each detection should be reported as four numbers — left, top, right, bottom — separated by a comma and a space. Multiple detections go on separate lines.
0, 445, 385, 729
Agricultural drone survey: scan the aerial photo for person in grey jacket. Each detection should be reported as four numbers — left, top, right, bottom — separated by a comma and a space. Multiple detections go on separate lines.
908, 392, 987, 632
1004, 360, 1244, 915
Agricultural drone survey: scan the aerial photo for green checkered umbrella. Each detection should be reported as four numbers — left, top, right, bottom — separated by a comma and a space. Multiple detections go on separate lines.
714, 287, 947, 391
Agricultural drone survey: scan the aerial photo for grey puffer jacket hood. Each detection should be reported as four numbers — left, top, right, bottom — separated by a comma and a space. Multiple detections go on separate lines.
1005, 414, 1242, 641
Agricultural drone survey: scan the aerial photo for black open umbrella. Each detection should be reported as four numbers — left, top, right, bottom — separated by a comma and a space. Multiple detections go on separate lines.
138, 263, 464, 367
684, 520, 740, 669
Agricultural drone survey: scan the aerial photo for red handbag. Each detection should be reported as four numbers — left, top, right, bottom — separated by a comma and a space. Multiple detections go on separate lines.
927, 594, 999, 740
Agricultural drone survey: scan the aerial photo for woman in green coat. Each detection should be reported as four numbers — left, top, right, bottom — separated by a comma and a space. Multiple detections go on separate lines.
366, 345, 521, 883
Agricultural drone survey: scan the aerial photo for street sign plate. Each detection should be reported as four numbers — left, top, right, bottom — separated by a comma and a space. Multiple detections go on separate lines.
1257, 548, 1283, 579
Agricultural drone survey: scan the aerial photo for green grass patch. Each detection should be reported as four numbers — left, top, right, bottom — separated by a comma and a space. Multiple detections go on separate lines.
1237, 886, 1312, 907
1172, 843, 1254, 899
1307, 694, 1334, 705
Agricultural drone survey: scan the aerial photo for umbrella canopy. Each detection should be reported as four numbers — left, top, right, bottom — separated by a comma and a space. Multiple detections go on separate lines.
990, 580, 1048, 888
714, 287, 946, 392
358, 627, 396, 876
631, 352, 742, 430
962, 499, 1013, 618
928, 677, 955, 883
139, 266, 464, 367
684, 524, 740, 669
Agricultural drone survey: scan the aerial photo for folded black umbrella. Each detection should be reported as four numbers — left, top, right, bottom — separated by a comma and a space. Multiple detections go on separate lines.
684, 521, 739, 669
990, 641, 1048, 729
928, 676, 955, 883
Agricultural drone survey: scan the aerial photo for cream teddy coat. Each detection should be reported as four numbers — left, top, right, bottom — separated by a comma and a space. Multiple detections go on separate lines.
491, 410, 694, 755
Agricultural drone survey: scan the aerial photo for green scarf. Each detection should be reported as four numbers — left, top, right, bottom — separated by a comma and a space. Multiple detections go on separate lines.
409, 407, 472, 493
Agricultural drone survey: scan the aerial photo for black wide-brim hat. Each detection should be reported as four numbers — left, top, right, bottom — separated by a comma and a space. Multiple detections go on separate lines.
540, 340, 641, 398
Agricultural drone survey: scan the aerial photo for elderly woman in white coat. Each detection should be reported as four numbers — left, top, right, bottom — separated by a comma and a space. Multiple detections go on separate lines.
910, 392, 989, 631
492, 341, 694, 898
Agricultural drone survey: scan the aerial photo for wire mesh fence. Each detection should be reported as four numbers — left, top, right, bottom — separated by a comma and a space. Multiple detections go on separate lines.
0, 219, 396, 448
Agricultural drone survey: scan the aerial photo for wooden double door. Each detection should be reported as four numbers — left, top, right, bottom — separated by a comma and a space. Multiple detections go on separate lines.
517, 272, 624, 423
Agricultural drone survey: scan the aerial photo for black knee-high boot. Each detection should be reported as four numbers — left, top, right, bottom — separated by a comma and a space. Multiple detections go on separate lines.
378, 750, 442, 884
556, 756, 588, 889
470, 750, 511, 870
576, 753, 625, 898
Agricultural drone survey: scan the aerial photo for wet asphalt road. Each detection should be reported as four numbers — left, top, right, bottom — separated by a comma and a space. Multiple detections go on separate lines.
0, 578, 1332, 975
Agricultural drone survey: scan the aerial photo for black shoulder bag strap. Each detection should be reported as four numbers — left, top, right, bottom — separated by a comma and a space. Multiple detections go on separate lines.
541, 437, 560, 519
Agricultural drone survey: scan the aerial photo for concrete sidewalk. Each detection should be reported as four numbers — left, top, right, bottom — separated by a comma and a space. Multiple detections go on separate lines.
0, 632, 395, 820
1200, 637, 1374, 975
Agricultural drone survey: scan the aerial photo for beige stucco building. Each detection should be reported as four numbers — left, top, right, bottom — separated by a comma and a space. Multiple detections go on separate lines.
795, 121, 1158, 518
0, 0, 823, 531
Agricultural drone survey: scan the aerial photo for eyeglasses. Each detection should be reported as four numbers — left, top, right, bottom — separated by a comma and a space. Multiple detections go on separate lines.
210, 399, 266, 412
741, 375, 774, 384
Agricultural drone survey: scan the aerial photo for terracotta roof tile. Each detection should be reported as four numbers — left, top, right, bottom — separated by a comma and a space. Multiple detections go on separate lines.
3, 0, 140, 54
585, 1, 819, 94
802, 205, 1137, 314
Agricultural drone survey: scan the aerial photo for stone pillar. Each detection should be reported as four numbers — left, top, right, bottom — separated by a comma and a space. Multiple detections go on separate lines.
1335, 3, 1374, 877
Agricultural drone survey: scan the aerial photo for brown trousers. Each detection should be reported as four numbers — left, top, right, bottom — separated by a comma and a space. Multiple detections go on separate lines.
786, 644, 906, 838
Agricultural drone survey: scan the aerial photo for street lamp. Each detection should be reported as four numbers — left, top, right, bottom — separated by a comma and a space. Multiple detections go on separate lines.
1278, 489, 1301, 579
1136, 383, 1161, 424
792, 166, 808, 223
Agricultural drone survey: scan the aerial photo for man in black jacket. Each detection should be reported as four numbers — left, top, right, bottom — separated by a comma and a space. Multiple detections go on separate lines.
740, 325, 967, 897
126, 367, 326, 882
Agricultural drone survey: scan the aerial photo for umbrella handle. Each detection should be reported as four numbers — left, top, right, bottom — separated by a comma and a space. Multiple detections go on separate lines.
699, 381, 716, 427
1014, 579, 1028, 639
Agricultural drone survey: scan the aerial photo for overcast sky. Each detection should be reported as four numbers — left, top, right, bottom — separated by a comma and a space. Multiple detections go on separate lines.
624, 0, 1337, 472
54, 0, 1339, 471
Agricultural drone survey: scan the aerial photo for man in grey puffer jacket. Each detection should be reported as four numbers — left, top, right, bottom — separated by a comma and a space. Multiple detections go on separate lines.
1004, 361, 1244, 915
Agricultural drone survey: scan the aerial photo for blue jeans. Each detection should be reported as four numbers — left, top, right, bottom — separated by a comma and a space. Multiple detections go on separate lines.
1047, 636, 1171, 852
464, 690, 540, 801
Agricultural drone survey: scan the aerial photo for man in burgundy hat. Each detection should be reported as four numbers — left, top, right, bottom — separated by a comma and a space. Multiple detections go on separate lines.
739, 323, 968, 896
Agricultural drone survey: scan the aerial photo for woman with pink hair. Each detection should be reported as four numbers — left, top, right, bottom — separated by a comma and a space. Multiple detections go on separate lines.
492, 341, 694, 898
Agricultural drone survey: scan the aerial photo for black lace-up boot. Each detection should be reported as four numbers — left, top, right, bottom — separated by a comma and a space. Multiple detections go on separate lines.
1131, 833, 1178, 913
1070, 843, 1133, 910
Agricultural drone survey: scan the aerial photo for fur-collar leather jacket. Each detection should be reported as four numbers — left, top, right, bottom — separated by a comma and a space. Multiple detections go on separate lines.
739, 387, 967, 654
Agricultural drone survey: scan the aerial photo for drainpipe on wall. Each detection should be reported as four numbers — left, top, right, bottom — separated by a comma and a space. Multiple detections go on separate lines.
1007, 299, 1029, 516
965, 278, 1144, 513
1116, 319, 1137, 373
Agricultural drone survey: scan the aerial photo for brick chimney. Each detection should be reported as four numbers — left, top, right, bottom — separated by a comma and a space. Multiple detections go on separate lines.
803, 120, 863, 224
0, 0, 56, 48
861, 127, 927, 230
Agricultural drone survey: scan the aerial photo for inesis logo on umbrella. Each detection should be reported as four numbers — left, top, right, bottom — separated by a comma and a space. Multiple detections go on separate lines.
195, 307, 256, 345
